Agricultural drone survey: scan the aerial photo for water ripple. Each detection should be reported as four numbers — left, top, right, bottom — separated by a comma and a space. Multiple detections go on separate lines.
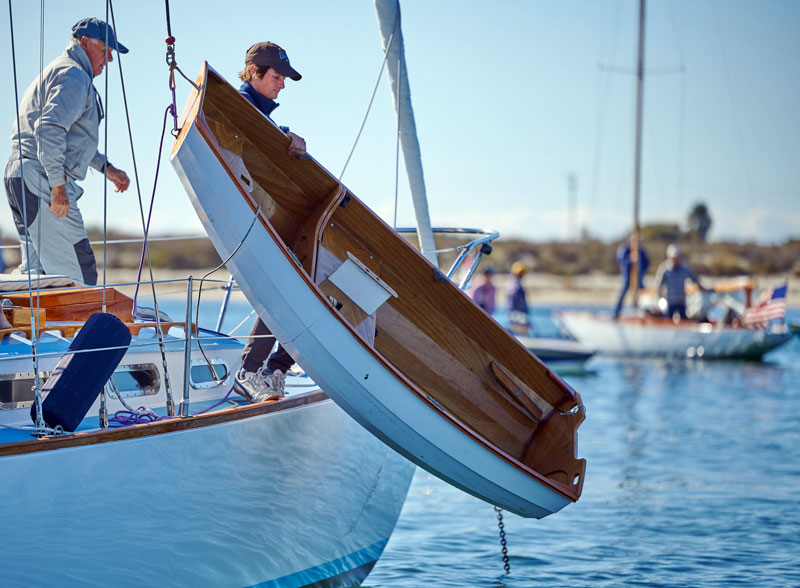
366, 309, 800, 587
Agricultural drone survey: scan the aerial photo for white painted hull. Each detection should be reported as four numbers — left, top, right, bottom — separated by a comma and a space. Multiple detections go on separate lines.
172, 120, 574, 518
517, 336, 595, 373
0, 396, 414, 587
557, 311, 792, 359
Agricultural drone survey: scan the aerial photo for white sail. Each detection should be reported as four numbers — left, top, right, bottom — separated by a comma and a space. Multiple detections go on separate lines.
374, 0, 438, 266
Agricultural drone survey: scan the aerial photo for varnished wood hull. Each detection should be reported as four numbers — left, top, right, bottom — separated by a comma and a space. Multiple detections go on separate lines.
171, 64, 586, 518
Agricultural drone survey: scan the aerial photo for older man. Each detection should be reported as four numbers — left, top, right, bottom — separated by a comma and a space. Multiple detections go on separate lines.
656, 243, 706, 320
4, 18, 130, 285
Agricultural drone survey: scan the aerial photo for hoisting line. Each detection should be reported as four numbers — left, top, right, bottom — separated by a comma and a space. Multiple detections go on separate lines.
164, 0, 199, 137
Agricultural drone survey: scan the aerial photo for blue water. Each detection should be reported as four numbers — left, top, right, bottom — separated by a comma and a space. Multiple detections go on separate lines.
173, 294, 800, 587
365, 308, 800, 588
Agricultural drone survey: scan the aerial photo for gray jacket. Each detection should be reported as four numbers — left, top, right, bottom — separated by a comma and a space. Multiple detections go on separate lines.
7, 42, 107, 194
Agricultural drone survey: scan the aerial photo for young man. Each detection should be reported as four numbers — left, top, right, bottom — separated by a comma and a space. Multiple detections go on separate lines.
234, 42, 305, 402
4, 18, 130, 285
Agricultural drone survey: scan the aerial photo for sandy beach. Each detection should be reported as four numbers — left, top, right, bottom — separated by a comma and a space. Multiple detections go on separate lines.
93, 267, 800, 308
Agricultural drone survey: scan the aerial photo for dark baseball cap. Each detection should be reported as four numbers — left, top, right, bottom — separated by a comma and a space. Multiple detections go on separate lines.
245, 43, 301, 81
72, 18, 129, 54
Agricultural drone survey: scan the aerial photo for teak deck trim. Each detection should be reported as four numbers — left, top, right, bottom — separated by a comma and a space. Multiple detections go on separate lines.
0, 390, 328, 458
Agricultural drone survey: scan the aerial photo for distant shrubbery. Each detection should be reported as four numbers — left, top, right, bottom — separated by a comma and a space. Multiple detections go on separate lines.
3, 225, 795, 277
434, 224, 800, 278
488, 236, 800, 278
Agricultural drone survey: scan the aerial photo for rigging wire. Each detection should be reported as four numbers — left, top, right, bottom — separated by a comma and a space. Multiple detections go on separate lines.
667, 0, 687, 219
709, 0, 756, 231
6, 0, 45, 433
102, 0, 110, 310
589, 0, 625, 231
33, 0, 45, 366
193, 204, 264, 383
108, 0, 177, 415
338, 22, 397, 181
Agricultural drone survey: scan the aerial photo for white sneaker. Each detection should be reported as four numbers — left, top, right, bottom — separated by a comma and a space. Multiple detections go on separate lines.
265, 369, 285, 397
235, 367, 283, 402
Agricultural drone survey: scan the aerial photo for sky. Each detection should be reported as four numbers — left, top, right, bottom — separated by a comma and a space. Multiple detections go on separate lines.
0, 0, 798, 246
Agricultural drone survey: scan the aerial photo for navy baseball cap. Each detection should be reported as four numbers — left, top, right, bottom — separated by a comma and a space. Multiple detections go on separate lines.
245, 43, 301, 80
72, 18, 129, 54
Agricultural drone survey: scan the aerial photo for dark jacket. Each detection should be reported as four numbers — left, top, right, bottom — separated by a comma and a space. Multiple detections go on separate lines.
238, 82, 289, 133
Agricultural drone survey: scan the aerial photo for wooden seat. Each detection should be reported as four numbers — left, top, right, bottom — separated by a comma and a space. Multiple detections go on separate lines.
2, 287, 133, 322
290, 184, 347, 280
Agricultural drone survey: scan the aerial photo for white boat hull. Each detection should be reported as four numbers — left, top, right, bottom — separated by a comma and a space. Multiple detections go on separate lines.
0, 396, 414, 586
517, 335, 595, 373
557, 311, 792, 359
172, 121, 575, 518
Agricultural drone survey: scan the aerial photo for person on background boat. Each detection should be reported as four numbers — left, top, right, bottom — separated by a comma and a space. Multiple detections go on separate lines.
507, 261, 530, 335
234, 42, 305, 403
613, 234, 650, 319
470, 266, 496, 314
655, 243, 707, 320
4, 18, 130, 285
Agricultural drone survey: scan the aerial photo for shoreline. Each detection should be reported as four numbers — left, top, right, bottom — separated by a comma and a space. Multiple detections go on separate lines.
95, 268, 800, 308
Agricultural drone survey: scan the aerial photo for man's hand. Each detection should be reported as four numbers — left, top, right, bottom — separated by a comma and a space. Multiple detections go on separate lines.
49, 185, 69, 218
106, 165, 130, 192
287, 132, 307, 158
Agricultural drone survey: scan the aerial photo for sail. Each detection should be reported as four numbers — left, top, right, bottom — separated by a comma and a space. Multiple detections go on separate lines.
374, 0, 437, 266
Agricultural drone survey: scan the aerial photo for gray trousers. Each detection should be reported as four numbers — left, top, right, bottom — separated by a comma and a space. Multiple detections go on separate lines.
4, 159, 97, 285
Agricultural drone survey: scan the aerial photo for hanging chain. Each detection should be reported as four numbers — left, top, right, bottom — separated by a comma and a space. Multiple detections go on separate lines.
494, 505, 510, 574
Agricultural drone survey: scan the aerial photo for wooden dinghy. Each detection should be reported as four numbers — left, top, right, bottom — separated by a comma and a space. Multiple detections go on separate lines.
171, 64, 585, 518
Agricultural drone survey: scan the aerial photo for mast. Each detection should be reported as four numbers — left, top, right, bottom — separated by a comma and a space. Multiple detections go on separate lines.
374, 0, 438, 266
631, 0, 646, 303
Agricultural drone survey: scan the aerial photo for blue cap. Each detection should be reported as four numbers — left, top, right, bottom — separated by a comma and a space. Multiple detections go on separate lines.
71, 18, 129, 54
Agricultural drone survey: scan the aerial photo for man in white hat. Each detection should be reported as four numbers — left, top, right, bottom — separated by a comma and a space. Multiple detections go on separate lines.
5, 17, 130, 285
655, 243, 706, 320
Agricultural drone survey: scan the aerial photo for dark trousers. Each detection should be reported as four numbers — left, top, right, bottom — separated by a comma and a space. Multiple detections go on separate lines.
241, 318, 294, 373
614, 271, 645, 317
665, 303, 687, 320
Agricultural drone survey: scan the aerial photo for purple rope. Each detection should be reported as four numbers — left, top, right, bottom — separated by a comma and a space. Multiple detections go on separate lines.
107, 387, 236, 427
132, 105, 172, 319
191, 387, 236, 415
109, 407, 169, 427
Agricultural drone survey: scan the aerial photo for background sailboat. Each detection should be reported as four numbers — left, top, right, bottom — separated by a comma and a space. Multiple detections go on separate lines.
557, 0, 792, 360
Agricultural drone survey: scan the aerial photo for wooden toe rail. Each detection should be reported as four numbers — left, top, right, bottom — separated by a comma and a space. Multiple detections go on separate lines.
0, 321, 196, 340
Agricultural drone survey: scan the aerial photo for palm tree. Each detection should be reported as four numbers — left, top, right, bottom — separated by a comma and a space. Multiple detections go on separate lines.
688, 202, 712, 242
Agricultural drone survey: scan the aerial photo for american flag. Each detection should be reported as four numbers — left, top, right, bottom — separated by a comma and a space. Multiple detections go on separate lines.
742, 284, 787, 327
